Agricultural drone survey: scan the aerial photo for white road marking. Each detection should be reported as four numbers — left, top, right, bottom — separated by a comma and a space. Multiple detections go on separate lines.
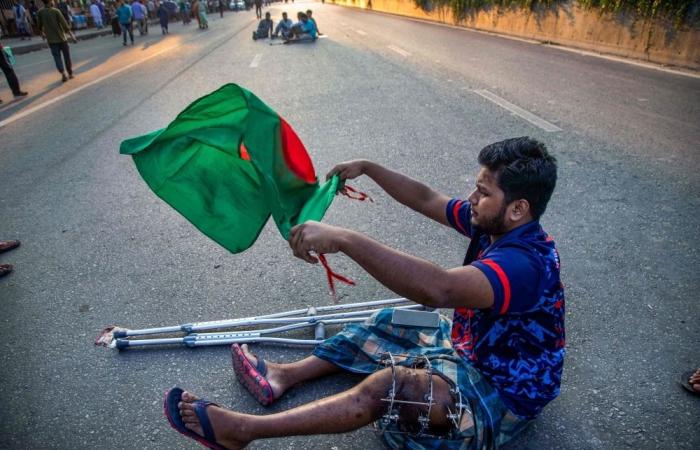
249, 53, 262, 68
0, 32, 211, 129
387, 44, 410, 57
355, 29, 367, 36
472, 89, 562, 132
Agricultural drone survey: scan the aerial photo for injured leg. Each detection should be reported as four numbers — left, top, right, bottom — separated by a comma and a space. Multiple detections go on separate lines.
176, 365, 456, 448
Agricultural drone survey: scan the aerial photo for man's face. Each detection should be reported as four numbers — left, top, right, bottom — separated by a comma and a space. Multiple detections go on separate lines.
467, 167, 509, 235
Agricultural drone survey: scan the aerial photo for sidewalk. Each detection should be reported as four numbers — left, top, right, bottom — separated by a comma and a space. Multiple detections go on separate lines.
3, 20, 160, 55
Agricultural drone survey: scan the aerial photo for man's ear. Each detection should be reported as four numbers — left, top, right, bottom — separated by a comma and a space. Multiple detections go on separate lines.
508, 199, 530, 222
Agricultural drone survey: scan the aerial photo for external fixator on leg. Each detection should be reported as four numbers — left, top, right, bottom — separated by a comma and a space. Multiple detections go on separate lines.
373, 352, 470, 440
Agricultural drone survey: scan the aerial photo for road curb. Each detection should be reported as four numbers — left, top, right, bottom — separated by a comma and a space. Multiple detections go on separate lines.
10, 29, 114, 55
10, 19, 162, 55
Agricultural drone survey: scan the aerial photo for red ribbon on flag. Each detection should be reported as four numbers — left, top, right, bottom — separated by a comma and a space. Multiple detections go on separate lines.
340, 185, 374, 202
318, 254, 356, 304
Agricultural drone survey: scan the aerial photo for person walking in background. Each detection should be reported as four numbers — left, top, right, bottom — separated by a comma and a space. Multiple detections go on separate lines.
131, 0, 147, 35
218, 0, 224, 18
157, 2, 169, 34
109, 4, 120, 36
116, 0, 134, 45
178, 0, 189, 25
253, 0, 261, 19
28, 0, 39, 30
192, 0, 207, 29
37, 0, 76, 82
13, 1, 32, 40
0, 42, 28, 103
56, 0, 73, 28
89, 0, 103, 28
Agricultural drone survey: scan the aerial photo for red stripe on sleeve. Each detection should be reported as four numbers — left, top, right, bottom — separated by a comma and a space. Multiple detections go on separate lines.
452, 201, 467, 234
481, 259, 511, 314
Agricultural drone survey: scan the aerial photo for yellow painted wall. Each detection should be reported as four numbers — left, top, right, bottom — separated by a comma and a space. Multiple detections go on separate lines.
330, 0, 700, 70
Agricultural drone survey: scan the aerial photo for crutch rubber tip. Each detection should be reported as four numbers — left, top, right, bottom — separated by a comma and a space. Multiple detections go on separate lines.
115, 339, 130, 350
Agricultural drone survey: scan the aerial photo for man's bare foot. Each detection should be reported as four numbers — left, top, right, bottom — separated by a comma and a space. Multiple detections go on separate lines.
178, 391, 251, 450
689, 368, 700, 393
238, 344, 287, 401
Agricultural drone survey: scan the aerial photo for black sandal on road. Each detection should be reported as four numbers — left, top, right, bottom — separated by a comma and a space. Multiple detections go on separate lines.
680, 369, 700, 396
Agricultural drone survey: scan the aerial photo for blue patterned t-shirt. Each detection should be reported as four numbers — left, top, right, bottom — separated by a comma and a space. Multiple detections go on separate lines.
446, 198, 565, 419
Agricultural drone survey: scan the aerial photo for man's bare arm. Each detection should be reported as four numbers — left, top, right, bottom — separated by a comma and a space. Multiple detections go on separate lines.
290, 222, 493, 310
327, 160, 451, 226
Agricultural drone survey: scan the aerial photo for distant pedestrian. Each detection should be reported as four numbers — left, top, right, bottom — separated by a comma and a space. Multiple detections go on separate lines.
97, 0, 106, 20
0, 42, 28, 102
116, 0, 134, 45
253, 0, 261, 19
0, 240, 20, 278
109, 5, 121, 36
157, 2, 169, 34
179, 0, 190, 25
56, 0, 73, 28
192, 0, 207, 29
13, 1, 32, 40
132, 0, 148, 35
89, 0, 103, 28
218, 0, 224, 18
37, 0, 76, 82
28, 0, 39, 29
147, 0, 155, 19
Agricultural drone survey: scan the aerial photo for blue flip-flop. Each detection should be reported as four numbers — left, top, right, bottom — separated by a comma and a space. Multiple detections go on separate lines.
163, 387, 229, 450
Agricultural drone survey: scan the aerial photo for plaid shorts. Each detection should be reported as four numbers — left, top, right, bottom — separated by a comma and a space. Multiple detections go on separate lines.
313, 308, 530, 450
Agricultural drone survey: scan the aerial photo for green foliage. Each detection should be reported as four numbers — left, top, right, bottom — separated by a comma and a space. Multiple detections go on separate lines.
416, 0, 698, 26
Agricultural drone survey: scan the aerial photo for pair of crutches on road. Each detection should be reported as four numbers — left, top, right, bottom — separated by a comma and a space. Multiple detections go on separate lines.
95, 297, 438, 350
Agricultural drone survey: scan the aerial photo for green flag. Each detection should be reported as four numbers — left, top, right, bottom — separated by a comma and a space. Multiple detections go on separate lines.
120, 83, 339, 253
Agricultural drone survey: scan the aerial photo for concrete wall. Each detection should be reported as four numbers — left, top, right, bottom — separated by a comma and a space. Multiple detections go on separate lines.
330, 0, 700, 70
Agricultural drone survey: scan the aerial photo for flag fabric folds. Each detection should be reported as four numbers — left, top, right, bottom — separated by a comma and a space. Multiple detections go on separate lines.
120, 83, 340, 253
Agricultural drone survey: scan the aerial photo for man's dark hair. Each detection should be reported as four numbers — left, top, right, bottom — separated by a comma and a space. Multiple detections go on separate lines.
477, 137, 557, 220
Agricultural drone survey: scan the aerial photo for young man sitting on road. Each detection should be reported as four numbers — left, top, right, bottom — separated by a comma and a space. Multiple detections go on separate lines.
252, 11, 273, 40
272, 11, 293, 39
165, 137, 565, 449
287, 11, 316, 42
305, 9, 321, 36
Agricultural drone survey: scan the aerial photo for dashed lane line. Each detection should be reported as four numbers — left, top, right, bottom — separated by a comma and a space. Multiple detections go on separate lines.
472, 89, 562, 133
250, 53, 262, 68
387, 44, 410, 57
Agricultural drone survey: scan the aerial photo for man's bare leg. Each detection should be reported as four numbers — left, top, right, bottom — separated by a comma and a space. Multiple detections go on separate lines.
238, 344, 342, 401
180, 366, 456, 449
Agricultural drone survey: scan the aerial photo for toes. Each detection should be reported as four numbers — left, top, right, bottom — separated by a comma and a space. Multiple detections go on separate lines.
180, 408, 196, 417
182, 391, 200, 402
184, 422, 204, 435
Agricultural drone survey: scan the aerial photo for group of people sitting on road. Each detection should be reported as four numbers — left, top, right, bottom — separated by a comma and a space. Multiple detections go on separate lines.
252, 9, 320, 43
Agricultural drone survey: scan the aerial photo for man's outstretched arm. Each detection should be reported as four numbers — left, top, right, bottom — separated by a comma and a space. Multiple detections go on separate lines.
327, 160, 451, 226
289, 222, 493, 310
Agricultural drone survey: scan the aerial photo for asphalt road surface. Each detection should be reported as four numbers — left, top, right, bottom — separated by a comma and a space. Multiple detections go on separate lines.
1, 2, 699, 449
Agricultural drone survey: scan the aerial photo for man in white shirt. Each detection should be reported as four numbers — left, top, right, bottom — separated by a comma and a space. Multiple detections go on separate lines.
89, 0, 103, 28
